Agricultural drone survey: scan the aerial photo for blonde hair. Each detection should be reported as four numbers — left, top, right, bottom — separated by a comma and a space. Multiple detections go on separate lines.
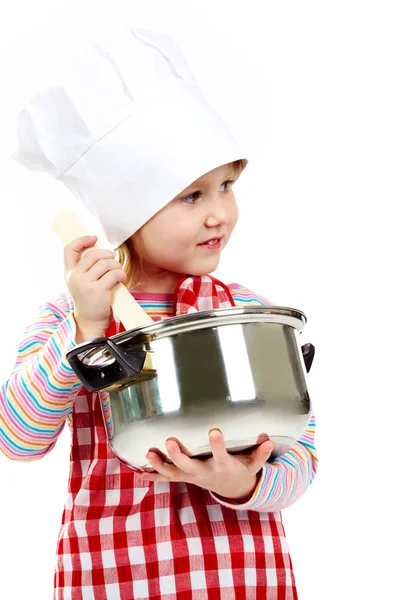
114, 158, 248, 289
114, 234, 145, 290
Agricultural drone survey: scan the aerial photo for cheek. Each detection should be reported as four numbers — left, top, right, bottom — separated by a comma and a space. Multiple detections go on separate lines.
142, 220, 192, 259
230, 203, 239, 228
157, 216, 197, 245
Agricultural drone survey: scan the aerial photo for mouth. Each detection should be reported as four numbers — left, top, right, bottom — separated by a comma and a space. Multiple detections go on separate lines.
198, 236, 224, 250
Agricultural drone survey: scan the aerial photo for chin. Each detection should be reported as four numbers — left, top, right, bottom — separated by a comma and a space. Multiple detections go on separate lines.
187, 259, 220, 276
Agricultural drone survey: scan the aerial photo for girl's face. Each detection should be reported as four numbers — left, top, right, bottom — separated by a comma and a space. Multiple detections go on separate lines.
131, 163, 241, 292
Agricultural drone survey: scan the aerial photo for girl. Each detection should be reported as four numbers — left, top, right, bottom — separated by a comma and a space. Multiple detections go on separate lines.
1, 26, 318, 600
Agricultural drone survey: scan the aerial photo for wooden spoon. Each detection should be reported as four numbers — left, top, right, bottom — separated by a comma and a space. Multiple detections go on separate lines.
52, 212, 153, 330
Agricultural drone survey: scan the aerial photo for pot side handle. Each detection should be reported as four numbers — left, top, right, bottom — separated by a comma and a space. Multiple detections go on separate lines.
66, 338, 147, 392
301, 343, 315, 373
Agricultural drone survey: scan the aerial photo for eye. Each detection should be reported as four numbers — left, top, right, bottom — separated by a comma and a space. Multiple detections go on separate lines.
181, 179, 236, 204
220, 179, 235, 193
181, 191, 202, 204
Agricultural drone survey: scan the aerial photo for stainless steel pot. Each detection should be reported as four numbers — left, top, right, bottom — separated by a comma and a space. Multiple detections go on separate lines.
67, 306, 315, 471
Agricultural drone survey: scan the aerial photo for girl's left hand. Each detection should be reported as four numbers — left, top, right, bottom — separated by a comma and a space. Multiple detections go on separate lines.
138, 429, 275, 503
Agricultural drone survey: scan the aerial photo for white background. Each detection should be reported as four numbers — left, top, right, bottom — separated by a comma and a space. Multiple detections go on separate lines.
0, 1, 399, 598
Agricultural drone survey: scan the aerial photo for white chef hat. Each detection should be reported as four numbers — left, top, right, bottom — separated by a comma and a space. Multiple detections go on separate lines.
10, 25, 247, 249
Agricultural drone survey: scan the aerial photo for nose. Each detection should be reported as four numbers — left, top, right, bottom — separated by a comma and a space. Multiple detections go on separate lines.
204, 194, 234, 228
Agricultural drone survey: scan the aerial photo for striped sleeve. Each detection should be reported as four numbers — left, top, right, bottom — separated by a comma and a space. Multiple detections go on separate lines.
210, 284, 319, 512
228, 282, 274, 307
0, 291, 82, 461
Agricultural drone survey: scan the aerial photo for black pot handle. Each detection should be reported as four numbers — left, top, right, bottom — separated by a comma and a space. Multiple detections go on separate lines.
66, 337, 147, 392
301, 343, 315, 373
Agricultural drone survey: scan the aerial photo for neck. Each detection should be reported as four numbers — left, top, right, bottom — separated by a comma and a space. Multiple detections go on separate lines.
130, 271, 185, 294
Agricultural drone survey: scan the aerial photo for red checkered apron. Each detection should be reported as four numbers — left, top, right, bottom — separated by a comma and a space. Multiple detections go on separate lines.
55, 276, 298, 599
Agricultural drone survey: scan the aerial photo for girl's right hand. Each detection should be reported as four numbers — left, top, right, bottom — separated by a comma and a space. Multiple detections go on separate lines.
64, 235, 127, 343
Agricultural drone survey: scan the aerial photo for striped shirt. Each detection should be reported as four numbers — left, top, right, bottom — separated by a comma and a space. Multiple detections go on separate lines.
0, 282, 318, 599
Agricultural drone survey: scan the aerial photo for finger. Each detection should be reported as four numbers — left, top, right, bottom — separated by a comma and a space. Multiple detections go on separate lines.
256, 433, 270, 444
74, 249, 116, 274
165, 436, 192, 457
147, 446, 169, 462
98, 269, 127, 291
85, 259, 125, 282
64, 236, 97, 270
139, 472, 170, 483
208, 428, 229, 468
165, 439, 196, 475
247, 440, 275, 474
146, 451, 183, 480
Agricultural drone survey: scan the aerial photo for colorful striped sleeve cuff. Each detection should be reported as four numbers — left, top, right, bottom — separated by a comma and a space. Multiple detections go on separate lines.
0, 293, 82, 461
210, 412, 318, 512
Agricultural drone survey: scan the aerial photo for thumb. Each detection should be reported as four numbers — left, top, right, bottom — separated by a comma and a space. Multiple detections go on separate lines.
248, 440, 275, 474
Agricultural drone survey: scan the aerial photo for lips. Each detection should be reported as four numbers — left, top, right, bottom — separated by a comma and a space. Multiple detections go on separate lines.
199, 236, 223, 246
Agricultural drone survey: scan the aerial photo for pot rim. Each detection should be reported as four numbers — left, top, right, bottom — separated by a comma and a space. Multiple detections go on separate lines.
79, 306, 306, 360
